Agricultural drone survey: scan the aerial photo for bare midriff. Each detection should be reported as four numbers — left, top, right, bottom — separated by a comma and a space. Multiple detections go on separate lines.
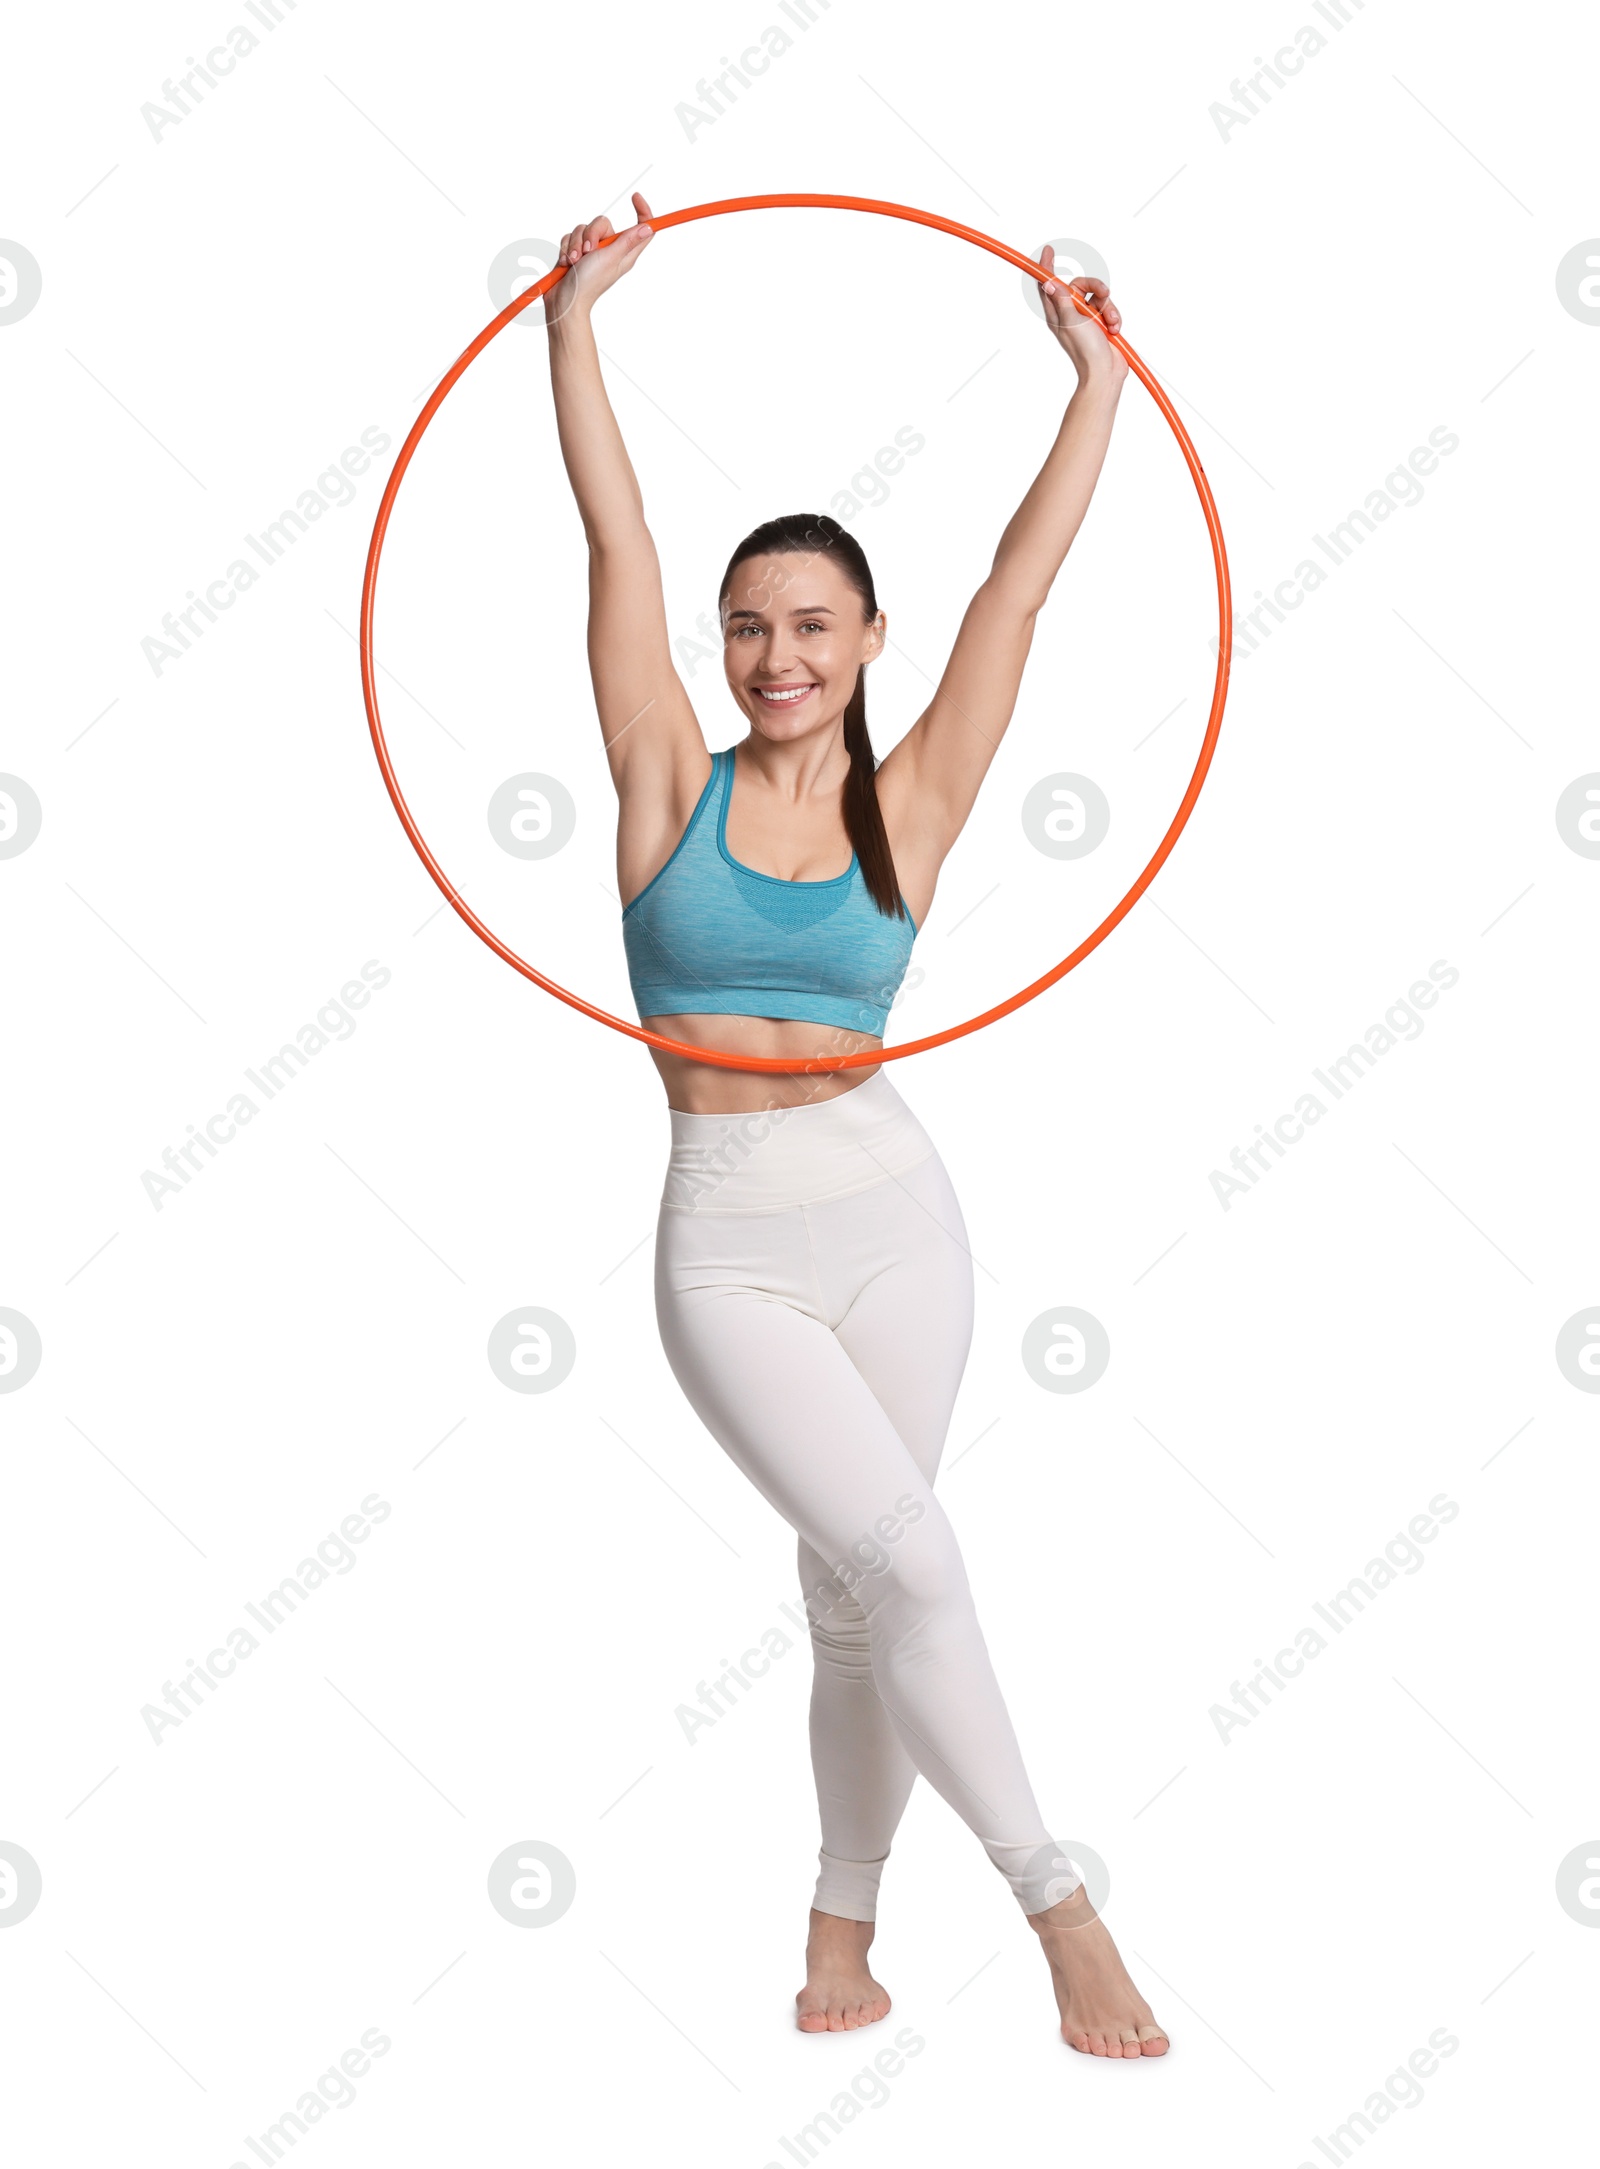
641, 1013, 884, 1115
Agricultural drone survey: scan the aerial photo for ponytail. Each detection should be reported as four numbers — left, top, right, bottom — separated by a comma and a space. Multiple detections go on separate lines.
841, 662, 906, 920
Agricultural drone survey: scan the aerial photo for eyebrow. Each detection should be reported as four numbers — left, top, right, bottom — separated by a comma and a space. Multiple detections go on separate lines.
725, 604, 838, 623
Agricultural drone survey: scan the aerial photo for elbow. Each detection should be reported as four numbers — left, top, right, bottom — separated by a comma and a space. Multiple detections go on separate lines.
978, 576, 1046, 626
588, 522, 656, 565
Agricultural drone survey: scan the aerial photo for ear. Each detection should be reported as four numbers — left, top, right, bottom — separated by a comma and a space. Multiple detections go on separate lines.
865, 610, 886, 662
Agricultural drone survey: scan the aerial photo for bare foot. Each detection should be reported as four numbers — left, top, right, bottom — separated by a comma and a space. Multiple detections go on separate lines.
795, 1909, 892, 2033
1027, 1881, 1169, 2057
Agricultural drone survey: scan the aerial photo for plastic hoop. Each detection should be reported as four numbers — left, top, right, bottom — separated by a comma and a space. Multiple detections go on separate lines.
359, 193, 1231, 1073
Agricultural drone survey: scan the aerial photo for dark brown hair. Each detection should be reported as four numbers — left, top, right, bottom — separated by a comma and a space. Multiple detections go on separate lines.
718, 513, 906, 921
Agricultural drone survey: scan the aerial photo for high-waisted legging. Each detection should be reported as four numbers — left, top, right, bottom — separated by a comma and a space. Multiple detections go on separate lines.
654, 1069, 1075, 1921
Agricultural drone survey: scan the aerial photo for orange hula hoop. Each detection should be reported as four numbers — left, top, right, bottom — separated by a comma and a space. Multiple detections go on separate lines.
358, 192, 1232, 1073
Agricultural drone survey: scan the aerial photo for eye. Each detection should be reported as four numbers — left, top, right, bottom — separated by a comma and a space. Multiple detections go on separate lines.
800, 620, 826, 633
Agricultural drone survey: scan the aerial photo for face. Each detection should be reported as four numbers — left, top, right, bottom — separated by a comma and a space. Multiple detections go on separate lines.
721, 550, 885, 742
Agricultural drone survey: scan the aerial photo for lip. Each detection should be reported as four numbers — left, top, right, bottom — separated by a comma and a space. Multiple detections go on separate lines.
753, 683, 818, 706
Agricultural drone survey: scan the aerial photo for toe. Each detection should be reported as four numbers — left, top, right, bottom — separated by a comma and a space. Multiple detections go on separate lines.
1138, 2026, 1169, 2056
1087, 2030, 1110, 2056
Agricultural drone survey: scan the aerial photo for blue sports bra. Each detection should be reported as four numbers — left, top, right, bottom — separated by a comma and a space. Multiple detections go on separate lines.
621, 746, 918, 1036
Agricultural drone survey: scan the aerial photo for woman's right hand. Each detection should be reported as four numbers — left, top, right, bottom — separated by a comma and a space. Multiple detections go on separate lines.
543, 190, 656, 327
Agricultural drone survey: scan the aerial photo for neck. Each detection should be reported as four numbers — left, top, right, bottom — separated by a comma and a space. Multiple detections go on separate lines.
735, 726, 852, 801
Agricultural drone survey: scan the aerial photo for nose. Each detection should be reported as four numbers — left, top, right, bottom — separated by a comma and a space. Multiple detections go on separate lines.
756, 642, 804, 678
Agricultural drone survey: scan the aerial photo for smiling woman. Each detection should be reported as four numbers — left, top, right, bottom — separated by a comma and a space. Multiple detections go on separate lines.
526, 188, 1173, 2062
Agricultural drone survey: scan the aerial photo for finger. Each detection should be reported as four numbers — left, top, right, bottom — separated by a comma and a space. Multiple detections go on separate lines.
633, 190, 654, 223
1069, 274, 1110, 304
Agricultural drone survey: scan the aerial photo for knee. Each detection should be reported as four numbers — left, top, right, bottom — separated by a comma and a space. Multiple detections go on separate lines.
853, 1507, 973, 1622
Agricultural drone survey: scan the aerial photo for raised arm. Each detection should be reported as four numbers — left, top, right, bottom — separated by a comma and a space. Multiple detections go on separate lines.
878, 262, 1129, 869
544, 197, 710, 885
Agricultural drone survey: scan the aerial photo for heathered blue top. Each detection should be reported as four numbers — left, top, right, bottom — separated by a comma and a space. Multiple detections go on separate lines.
621, 746, 918, 1036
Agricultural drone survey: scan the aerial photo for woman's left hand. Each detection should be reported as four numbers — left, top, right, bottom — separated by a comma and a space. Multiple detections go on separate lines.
1038, 250, 1128, 388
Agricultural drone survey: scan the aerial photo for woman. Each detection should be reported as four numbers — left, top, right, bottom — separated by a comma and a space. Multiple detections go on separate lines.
545, 194, 1167, 2060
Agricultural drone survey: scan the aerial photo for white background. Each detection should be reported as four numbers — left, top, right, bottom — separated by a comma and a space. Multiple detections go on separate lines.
3, 0, 1597, 2160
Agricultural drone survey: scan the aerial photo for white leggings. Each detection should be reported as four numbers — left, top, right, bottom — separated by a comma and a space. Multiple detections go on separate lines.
654, 1070, 1074, 1920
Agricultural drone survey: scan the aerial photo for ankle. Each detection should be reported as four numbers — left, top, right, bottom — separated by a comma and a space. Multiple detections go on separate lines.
1028, 1883, 1096, 1935
809, 1907, 874, 1944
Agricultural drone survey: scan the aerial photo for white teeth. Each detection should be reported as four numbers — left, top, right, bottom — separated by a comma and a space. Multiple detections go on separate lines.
758, 686, 814, 702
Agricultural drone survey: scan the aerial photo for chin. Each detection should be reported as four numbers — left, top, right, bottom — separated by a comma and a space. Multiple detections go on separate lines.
746, 697, 836, 739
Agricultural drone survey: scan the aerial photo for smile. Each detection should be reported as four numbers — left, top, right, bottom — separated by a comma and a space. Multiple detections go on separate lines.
754, 683, 818, 706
